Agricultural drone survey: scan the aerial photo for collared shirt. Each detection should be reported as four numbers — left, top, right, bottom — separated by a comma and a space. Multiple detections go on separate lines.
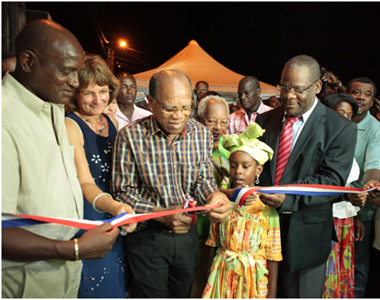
2, 74, 83, 269
111, 116, 218, 229
115, 104, 152, 131
227, 101, 273, 134
283, 97, 319, 152
350, 112, 380, 222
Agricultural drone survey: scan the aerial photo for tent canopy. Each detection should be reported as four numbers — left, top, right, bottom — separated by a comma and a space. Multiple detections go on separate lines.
134, 40, 278, 96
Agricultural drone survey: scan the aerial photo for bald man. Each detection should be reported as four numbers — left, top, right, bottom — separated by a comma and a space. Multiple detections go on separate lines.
2, 19, 120, 298
112, 69, 232, 298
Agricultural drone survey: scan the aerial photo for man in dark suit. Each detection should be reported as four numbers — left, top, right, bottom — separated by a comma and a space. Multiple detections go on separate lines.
256, 55, 357, 297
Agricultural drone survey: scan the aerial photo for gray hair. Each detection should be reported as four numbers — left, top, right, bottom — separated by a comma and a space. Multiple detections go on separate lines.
285, 55, 321, 82
197, 95, 230, 118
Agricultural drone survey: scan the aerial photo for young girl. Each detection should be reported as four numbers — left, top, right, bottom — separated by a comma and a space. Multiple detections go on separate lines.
202, 122, 282, 298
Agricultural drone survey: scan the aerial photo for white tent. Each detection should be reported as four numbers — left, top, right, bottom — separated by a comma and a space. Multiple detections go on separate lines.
134, 40, 279, 102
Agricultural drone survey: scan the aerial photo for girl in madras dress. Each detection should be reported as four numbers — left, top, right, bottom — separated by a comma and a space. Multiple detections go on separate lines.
202, 122, 282, 298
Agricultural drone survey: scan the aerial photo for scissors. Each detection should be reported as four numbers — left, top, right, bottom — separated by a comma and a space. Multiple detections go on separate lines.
182, 193, 197, 225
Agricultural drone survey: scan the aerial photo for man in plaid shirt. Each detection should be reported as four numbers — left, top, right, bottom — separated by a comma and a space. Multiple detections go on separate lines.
112, 69, 232, 298
227, 76, 273, 134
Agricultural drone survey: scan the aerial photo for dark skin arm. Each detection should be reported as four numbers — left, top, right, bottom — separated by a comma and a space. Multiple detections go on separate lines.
2, 223, 119, 261
266, 260, 279, 298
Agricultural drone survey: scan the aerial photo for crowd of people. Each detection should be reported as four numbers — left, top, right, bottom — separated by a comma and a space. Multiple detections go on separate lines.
2, 19, 380, 299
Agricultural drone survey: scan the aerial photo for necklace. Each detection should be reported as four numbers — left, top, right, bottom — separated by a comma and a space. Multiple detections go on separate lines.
84, 116, 105, 133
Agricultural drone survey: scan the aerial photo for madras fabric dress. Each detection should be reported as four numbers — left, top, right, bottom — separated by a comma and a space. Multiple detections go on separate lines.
202, 199, 282, 298
323, 217, 355, 298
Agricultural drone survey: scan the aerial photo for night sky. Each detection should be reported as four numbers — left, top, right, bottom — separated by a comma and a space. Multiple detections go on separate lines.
25, 2, 380, 92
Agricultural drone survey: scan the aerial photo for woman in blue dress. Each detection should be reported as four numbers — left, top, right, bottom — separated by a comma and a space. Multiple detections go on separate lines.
65, 55, 136, 298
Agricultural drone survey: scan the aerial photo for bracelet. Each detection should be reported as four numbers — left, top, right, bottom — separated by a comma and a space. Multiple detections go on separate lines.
74, 238, 79, 261
92, 192, 112, 213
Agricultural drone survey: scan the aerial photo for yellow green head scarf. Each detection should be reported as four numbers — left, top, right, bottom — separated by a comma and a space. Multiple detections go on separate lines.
222, 122, 274, 165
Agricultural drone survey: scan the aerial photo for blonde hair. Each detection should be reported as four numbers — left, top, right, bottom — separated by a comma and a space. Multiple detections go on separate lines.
69, 55, 119, 111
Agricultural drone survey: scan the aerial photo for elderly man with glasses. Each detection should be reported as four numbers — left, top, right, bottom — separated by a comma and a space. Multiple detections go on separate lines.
111, 69, 232, 298
255, 55, 357, 297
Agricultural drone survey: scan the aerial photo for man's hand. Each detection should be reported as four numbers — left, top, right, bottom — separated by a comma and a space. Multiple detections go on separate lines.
354, 216, 365, 242
78, 223, 120, 260
154, 205, 194, 234
113, 203, 137, 233
259, 193, 285, 208
346, 193, 368, 207
367, 184, 380, 207
206, 192, 232, 223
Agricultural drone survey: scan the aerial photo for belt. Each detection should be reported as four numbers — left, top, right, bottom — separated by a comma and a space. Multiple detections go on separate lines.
145, 220, 173, 233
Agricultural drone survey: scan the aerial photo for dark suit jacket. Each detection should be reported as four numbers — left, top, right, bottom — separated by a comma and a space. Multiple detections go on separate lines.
256, 101, 357, 272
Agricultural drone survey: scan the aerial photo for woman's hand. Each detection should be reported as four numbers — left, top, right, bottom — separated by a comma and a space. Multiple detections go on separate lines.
113, 202, 137, 233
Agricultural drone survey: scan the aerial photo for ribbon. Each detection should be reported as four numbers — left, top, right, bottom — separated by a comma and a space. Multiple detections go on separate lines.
231, 184, 379, 206
3, 184, 378, 229
2, 203, 219, 230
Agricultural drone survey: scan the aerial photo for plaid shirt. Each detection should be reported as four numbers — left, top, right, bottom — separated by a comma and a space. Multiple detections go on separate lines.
111, 116, 218, 221
227, 101, 273, 134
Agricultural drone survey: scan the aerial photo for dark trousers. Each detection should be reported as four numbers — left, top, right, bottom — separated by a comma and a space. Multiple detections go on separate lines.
125, 221, 199, 298
277, 261, 326, 298
354, 220, 374, 298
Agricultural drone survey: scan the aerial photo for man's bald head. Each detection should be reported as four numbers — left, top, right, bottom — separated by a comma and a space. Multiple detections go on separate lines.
149, 69, 192, 100
13, 19, 85, 105
15, 19, 83, 58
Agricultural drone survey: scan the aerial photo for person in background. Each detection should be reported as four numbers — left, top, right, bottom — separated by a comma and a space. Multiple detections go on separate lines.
195, 80, 209, 102
115, 72, 151, 130
229, 103, 240, 114
190, 80, 210, 118
227, 76, 272, 134
2, 19, 119, 298
203, 122, 282, 298
345, 77, 380, 298
267, 96, 282, 109
192, 94, 230, 297
369, 95, 380, 122
320, 93, 361, 298
65, 55, 136, 298
104, 97, 118, 118
256, 54, 357, 298
111, 69, 232, 298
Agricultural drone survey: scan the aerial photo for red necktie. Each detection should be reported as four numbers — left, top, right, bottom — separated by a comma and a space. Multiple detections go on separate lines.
274, 116, 300, 185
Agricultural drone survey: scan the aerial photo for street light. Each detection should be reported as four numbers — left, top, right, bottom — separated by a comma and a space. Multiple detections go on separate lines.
106, 38, 128, 73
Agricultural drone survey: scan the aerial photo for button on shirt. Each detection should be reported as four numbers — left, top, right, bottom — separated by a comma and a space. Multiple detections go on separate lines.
111, 117, 218, 230
227, 101, 273, 134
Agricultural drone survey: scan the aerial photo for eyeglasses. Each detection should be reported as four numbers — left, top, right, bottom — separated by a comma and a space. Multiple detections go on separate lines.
153, 98, 193, 114
276, 79, 319, 95
80, 88, 111, 100
204, 119, 229, 128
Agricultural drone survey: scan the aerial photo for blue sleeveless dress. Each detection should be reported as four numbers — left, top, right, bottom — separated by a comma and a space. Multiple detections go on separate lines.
67, 112, 128, 298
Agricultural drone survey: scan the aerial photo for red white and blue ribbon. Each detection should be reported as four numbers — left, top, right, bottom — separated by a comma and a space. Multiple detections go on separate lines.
3, 184, 378, 229
2, 203, 218, 230
231, 184, 379, 206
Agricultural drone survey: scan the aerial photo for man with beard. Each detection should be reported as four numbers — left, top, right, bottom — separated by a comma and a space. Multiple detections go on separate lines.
255, 55, 357, 297
345, 77, 380, 298
227, 76, 272, 134
115, 72, 151, 130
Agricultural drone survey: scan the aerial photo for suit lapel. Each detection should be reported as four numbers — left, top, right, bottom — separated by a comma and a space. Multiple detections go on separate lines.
282, 102, 326, 180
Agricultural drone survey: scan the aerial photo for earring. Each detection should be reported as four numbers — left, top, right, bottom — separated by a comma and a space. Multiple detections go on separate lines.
255, 175, 260, 185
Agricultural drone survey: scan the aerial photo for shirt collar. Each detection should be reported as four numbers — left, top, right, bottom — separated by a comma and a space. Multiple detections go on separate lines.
3, 73, 59, 116
282, 97, 318, 122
